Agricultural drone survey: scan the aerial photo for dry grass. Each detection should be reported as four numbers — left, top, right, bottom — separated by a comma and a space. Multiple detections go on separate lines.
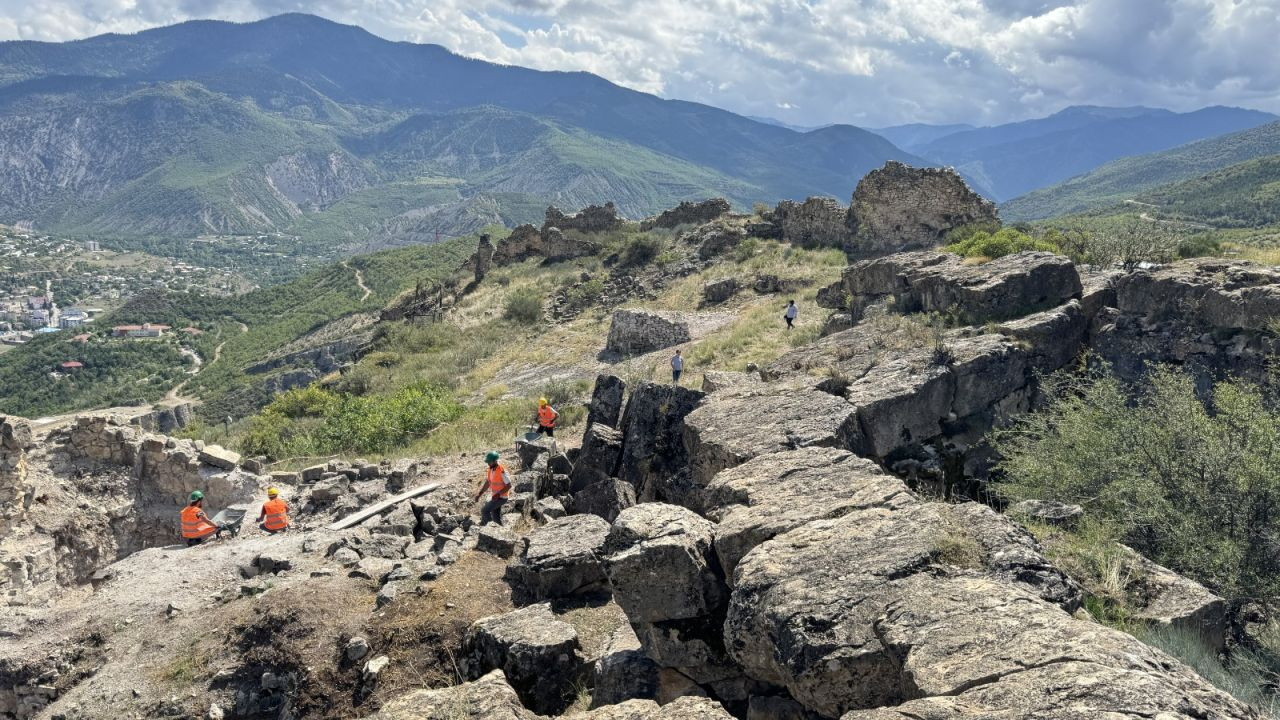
370, 552, 515, 697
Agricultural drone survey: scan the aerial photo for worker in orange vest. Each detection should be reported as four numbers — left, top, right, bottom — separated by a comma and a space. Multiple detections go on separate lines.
473, 451, 511, 526
181, 491, 223, 546
257, 487, 290, 533
534, 397, 559, 437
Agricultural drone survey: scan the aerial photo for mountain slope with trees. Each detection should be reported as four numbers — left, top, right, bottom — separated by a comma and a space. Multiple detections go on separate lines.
1002, 121, 1280, 221
0, 14, 921, 252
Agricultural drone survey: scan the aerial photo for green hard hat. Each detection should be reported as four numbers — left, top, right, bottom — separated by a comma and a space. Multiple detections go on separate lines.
189, 490, 204, 502
485, 451, 500, 463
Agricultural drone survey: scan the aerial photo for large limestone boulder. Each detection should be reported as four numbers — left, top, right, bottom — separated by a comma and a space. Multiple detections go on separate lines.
571, 423, 625, 492
606, 310, 692, 356
844, 358, 952, 458
592, 624, 660, 708
586, 374, 627, 429
1114, 257, 1280, 333
847, 161, 998, 256
505, 515, 611, 604
1119, 544, 1228, 649
574, 478, 637, 523
681, 390, 862, 513
371, 669, 535, 720
702, 448, 914, 581
463, 603, 583, 714
842, 574, 1260, 720
586, 696, 735, 719
818, 250, 1081, 325
603, 504, 725, 624
616, 383, 705, 501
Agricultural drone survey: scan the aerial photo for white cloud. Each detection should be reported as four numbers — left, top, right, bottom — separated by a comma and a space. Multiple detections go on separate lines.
0, 0, 1277, 126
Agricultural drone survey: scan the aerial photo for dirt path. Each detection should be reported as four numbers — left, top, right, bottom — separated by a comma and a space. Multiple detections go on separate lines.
1124, 199, 1214, 230
342, 260, 372, 303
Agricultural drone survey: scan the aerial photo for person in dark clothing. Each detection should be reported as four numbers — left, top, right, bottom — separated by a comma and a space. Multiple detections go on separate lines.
671, 349, 684, 384
474, 450, 511, 525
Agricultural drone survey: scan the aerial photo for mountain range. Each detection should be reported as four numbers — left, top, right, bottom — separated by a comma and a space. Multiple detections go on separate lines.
903, 105, 1276, 201
0, 12, 1277, 255
0, 13, 919, 253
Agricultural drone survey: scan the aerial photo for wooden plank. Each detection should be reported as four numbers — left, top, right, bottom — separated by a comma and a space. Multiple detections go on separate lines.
327, 483, 440, 531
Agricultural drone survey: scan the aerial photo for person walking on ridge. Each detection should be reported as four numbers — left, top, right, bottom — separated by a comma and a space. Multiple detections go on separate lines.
671, 349, 684, 384
474, 451, 511, 526
534, 397, 558, 438
181, 491, 223, 546
784, 299, 798, 331
257, 487, 290, 534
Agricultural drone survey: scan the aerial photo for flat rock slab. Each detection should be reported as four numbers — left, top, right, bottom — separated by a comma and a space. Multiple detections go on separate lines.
370, 669, 535, 720
702, 447, 915, 581
604, 504, 726, 624
681, 389, 862, 513
506, 514, 611, 603
464, 603, 582, 714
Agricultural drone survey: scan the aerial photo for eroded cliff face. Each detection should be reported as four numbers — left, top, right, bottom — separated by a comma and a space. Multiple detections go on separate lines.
553, 248, 1278, 718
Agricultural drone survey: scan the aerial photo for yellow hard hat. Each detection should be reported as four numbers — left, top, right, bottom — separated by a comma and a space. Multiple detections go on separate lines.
538, 397, 548, 406
267, 487, 279, 497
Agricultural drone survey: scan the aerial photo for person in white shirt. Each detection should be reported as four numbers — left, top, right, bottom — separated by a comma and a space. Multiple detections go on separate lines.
784, 300, 798, 330
671, 349, 684, 384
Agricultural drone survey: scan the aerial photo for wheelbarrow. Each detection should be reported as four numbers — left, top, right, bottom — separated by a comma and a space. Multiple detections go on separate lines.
211, 505, 250, 538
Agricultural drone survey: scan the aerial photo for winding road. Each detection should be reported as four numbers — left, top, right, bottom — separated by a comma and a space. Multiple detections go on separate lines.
342, 260, 372, 303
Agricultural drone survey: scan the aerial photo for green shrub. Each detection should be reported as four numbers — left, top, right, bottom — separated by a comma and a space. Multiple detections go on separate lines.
945, 227, 1059, 259
239, 381, 462, 459
503, 288, 544, 323
619, 235, 663, 267
995, 365, 1280, 599
566, 277, 606, 306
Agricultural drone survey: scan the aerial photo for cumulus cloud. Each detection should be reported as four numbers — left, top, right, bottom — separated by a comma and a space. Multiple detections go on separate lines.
0, 0, 1277, 126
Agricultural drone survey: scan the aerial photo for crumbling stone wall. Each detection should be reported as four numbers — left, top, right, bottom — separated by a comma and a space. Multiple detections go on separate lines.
770, 196, 850, 249
640, 198, 731, 231
1, 416, 33, 533
543, 202, 623, 234
847, 160, 998, 256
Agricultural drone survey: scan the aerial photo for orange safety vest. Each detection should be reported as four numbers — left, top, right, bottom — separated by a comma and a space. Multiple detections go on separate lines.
537, 405, 557, 428
262, 498, 289, 531
487, 463, 510, 499
181, 505, 218, 539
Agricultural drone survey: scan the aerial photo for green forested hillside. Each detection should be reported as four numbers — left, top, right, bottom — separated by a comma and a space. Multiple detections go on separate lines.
0, 235, 475, 420
1002, 121, 1280, 220
1136, 155, 1280, 228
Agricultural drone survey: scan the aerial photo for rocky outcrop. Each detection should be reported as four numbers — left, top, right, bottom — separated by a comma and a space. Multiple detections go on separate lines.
545, 202, 625, 234
847, 161, 998, 256
492, 223, 599, 265
702, 278, 738, 304
1119, 544, 1228, 649
606, 310, 691, 356
603, 504, 725, 624
701, 447, 913, 581
585, 375, 627, 430
593, 625, 660, 707
572, 423, 625, 491
770, 197, 849, 250
373, 669, 536, 720
505, 514, 612, 603
817, 250, 1082, 325
614, 383, 705, 501
642, 199, 731, 231
463, 603, 584, 714
471, 233, 495, 283
1094, 258, 1280, 392
680, 389, 862, 512
686, 223, 744, 260
0, 416, 34, 534
574, 478, 637, 523
1009, 499, 1083, 528
128, 403, 193, 434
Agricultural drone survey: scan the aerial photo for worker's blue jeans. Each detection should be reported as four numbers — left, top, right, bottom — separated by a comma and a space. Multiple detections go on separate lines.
481, 497, 507, 525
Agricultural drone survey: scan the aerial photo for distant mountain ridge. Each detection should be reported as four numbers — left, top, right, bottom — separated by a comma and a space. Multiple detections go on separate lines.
0, 13, 924, 251
1002, 120, 1280, 221
911, 105, 1276, 200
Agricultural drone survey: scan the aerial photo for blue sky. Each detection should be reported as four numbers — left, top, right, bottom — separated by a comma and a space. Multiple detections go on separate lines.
2, 0, 1278, 127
